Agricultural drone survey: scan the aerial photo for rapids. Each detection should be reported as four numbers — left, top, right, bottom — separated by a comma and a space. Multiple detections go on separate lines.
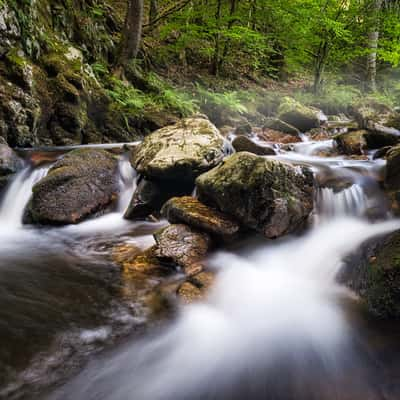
1, 139, 400, 400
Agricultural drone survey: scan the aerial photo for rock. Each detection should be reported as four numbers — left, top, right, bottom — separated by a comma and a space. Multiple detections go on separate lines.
277, 97, 322, 132
232, 135, 276, 156
121, 246, 170, 276
334, 130, 367, 155
124, 178, 193, 220
263, 118, 300, 136
234, 123, 252, 136
26, 149, 119, 225
350, 100, 392, 129
385, 145, 400, 190
177, 271, 216, 304
346, 231, 400, 319
373, 146, 392, 160
153, 224, 211, 274
258, 128, 302, 144
196, 152, 314, 238
0, 142, 24, 175
161, 196, 240, 237
131, 117, 229, 182
365, 126, 400, 149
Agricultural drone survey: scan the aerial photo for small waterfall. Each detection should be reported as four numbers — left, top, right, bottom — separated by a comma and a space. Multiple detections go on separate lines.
0, 166, 48, 228
316, 184, 367, 219
117, 154, 137, 213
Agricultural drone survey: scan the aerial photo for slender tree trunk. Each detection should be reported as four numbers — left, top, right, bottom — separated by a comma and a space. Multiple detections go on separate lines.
149, 0, 158, 24
313, 41, 329, 94
115, 0, 144, 71
218, 0, 237, 72
210, 0, 222, 76
366, 0, 383, 92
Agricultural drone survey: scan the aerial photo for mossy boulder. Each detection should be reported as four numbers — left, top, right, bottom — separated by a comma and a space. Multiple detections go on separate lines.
26, 149, 119, 225
196, 152, 314, 238
161, 196, 240, 237
131, 117, 229, 182
334, 130, 367, 155
277, 97, 323, 132
385, 145, 400, 190
232, 135, 276, 156
263, 118, 300, 136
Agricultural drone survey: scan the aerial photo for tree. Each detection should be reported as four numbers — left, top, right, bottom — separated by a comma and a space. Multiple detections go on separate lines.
115, 0, 144, 70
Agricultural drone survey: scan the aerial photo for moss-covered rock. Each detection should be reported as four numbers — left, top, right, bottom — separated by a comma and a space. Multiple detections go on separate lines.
334, 130, 367, 155
196, 152, 314, 238
26, 148, 119, 225
161, 196, 240, 237
232, 135, 276, 156
131, 117, 229, 182
263, 118, 301, 136
277, 97, 323, 132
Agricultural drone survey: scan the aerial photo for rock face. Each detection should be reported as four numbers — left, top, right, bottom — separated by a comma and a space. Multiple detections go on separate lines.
161, 196, 240, 237
131, 117, 229, 182
385, 145, 400, 189
196, 152, 314, 238
232, 135, 276, 156
0, 141, 24, 190
277, 97, 322, 132
153, 224, 211, 275
26, 149, 119, 225
334, 130, 367, 155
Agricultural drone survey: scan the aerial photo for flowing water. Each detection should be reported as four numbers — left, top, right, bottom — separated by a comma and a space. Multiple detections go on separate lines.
1, 140, 400, 400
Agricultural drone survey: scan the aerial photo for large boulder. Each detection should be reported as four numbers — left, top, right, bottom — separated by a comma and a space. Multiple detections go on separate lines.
161, 196, 240, 237
232, 135, 276, 156
277, 97, 323, 132
334, 130, 367, 155
385, 145, 400, 190
263, 118, 300, 136
131, 117, 229, 182
196, 152, 314, 238
26, 148, 119, 225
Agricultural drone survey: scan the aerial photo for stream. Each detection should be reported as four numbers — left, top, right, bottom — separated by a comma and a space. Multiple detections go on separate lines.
1, 138, 400, 399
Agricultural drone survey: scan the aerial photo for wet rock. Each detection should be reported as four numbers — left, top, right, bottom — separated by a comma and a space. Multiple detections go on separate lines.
121, 246, 169, 276
153, 224, 211, 274
258, 128, 302, 144
263, 118, 300, 136
0, 141, 24, 191
277, 97, 322, 132
177, 271, 216, 304
373, 146, 392, 160
131, 117, 228, 182
124, 178, 193, 220
365, 126, 400, 149
232, 135, 276, 156
196, 152, 314, 238
385, 145, 400, 190
334, 130, 367, 155
26, 149, 119, 225
161, 196, 240, 237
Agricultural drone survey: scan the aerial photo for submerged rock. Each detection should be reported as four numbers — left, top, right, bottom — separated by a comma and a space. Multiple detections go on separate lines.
334, 130, 367, 155
277, 97, 322, 132
161, 196, 240, 237
26, 148, 119, 225
177, 271, 216, 304
232, 135, 276, 156
131, 117, 228, 182
196, 152, 314, 238
153, 224, 211, 275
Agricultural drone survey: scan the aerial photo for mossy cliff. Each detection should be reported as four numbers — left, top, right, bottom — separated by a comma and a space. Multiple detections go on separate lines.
0, 0, 186, 147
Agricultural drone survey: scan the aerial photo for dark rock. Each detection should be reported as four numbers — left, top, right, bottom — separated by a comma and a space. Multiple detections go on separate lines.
196, 152, 314, 238
365, 126, 400, 149
153, 224, 211, 274
131, 117, 228, 182
373, 146, 392, 160
232, 135, 276, 156
385, 145, 400, 190
334, 130, 367, 155
124, 178, 193, 220
263, 118, 300, 136
277, 97, 323, 132
234, 123, 252, 136
161, 196, 240, 237
26, 148, 119, 225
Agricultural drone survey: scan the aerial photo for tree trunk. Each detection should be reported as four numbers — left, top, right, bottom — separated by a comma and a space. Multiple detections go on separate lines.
149, 0, 158, 24
313, 41, 329, 94
366, 0, 383, 92
115, 0, 144, 70
210, 0, 222, 76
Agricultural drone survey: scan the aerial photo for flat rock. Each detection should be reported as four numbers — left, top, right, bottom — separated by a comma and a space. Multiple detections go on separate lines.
161, 196, 239, 237
232, 135, 276, 156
